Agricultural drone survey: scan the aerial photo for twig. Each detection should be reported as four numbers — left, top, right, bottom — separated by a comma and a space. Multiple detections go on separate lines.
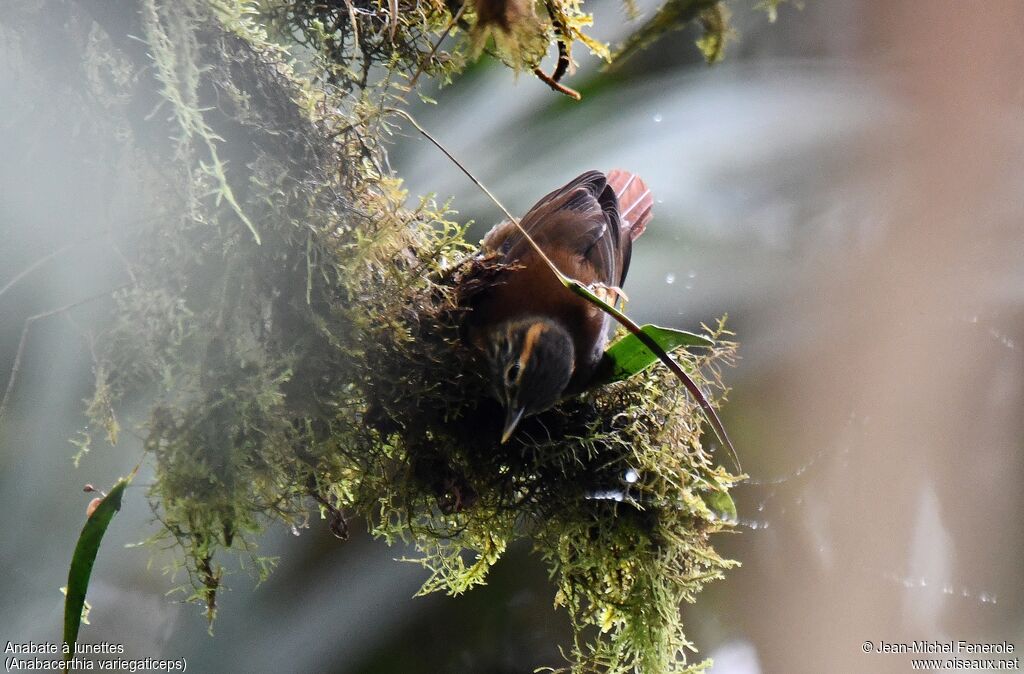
408, 2, 467, 90
532, 66, 580, 100
388, 108, 740, 470
0, 242, 78, 301
533, 0, 579, 99
107, 236, 138, 285
387, 0, 399, 42
342, 0, 361, 58
549, 34, 570, 82
542, 0, 571, 82
0, 284, 130, 426
1, 217, 158, 302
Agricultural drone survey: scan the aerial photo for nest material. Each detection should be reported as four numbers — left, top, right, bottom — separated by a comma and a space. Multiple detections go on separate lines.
5, 0, 743, 671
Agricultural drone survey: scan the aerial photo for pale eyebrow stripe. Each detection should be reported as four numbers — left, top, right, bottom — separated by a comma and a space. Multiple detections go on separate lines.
518, 321, 547, 383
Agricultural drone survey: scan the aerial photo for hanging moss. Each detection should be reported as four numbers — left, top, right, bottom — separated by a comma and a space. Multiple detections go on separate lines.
4, 0, 750, 671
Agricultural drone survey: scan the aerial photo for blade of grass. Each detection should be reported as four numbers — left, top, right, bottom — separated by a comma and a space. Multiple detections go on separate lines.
597, 324, 715, 385
63, 466, 137, 670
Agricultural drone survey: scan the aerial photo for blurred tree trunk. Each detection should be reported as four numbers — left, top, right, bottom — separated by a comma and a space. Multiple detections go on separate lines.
732, 3, 1024, 672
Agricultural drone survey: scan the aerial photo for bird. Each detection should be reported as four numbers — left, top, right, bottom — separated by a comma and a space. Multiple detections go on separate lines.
464, 169, 654, 443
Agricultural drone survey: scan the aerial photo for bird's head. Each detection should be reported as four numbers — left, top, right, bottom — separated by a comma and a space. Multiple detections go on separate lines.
484, 318, 575, 443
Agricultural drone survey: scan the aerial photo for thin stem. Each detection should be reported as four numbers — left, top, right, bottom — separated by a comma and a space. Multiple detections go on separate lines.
408, 2, 467, 90
0, 285, 130, 426
387, 108, 564, 276
532, 0, 578, 99
0, 241, 78, 300
1, 216, 164, 303
532, 66, 581, 100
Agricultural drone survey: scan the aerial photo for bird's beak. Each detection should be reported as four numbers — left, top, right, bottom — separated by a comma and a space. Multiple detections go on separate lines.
501, 407, 525, 444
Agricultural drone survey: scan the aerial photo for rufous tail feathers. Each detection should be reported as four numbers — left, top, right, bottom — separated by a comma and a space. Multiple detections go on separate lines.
606, 169, 653, 241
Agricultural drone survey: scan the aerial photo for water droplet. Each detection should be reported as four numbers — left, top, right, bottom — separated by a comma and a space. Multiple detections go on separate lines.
665, 273, 676, 284
979, 592, 997, 604
687, 270, 697, 279
653, 113, 663, 123
942, 584, 954, 595
684, 283, 693, 290
624, 468, 639, 484
290, 525, 301, 536
757, 503, 765, 512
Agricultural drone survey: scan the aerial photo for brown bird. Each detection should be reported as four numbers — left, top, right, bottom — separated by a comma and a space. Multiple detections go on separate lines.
465, 169, 654, 442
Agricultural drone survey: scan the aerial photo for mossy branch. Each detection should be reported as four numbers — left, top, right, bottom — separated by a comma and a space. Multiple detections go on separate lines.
2, 0, 756, 671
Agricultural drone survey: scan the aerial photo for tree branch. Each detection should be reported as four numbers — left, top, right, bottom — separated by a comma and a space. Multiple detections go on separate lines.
0, 242, 78, 301
0, 285, 130, 426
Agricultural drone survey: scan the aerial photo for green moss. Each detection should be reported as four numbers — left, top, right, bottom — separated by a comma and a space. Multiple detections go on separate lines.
33, 0, 749, 670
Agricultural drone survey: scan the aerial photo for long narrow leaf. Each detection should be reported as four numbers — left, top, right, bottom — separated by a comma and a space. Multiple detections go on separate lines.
63, 471, 134, 670
564, 279, 741, 471
596, 324, 714, 385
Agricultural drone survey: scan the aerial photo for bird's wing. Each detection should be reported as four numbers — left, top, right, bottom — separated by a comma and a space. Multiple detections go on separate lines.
480, 218, 519, 254
499, 170, 625, 287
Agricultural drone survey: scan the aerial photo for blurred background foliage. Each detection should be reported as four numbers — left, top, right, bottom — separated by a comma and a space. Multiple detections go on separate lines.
2, 0, 1024, 673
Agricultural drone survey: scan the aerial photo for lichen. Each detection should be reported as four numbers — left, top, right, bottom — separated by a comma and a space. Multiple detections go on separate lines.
9, 0, 749, 670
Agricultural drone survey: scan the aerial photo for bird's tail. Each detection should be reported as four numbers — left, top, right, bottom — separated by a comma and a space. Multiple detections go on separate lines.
606, 169, 653, 241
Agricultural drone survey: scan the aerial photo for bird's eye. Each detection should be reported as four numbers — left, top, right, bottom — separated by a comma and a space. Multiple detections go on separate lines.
505, 362, 521, 383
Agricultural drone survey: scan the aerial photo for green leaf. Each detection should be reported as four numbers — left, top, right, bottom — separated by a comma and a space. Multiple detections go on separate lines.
703, 489, 737, 523
596, 324, 714, 385
63, 472, 133, 667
